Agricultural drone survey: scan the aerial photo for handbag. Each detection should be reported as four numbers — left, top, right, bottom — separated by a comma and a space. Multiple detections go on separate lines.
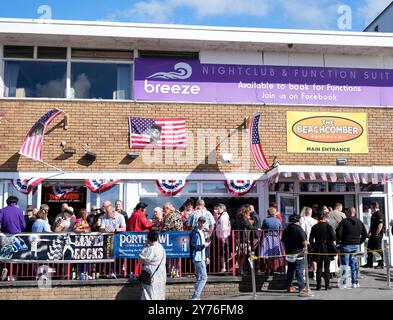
138, 250, 165, 285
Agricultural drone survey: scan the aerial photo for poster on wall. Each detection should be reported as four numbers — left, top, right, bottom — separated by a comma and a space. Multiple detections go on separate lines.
43, 186, 85, 203
113, 232, 190, 259
0, 233, 113, 263
134, 58, 393, 107
286, 111, 368, 153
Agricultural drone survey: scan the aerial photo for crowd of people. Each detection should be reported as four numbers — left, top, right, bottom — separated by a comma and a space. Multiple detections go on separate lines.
0, 195, 390, 300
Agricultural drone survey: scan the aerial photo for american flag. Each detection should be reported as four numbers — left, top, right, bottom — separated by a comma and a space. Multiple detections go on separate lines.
129, 117, 186, 149
308, 172, 316, 180
248, 114, 270, 171
297, 172, 305, 180
343, 173, 352, 183
19, 109, 63, 161
352, 173, 360, 184
328, 172, 337, 182
320, 172, 328, 181
360, 173, 368, 184
371, 173, 379, 184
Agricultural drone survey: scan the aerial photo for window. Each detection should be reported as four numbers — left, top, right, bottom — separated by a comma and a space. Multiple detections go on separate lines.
329, 183, 355, 192
139, 50, 199, 59
300, 183, 327, 192
4, 46, 34, 58
140, 196, 195, 219
72, 49, 133, 60
359, 183, 384, 192
37, 47, 67, 59
97, 185, 121, 207
71, 62, 131, 99
269, 182, 294, 192
203, 182, 228, 194
4, 61, 66, 98
7, 183, 28, 213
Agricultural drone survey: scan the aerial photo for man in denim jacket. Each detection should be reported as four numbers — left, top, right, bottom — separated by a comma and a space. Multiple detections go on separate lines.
190, 216, 211, 300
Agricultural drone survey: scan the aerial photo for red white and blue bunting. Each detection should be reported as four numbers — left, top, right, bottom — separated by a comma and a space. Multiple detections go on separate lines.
12, 177, 45, 194
225, 179, 256, 196
156, 179, 188, 196
85, 179, 120, 193
52, 186, 79, 199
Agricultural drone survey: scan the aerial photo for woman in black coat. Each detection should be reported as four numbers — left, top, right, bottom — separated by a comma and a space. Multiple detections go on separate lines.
309, 207, 337, 290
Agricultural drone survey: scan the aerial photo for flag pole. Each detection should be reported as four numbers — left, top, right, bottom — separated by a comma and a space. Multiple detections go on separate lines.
39, 160, 65, 173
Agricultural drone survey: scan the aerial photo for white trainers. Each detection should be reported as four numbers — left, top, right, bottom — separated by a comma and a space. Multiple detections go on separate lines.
352, 283, 359, 288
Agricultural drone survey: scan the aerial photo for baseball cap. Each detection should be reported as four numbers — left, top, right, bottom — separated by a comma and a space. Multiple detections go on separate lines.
26, 205, 34, 212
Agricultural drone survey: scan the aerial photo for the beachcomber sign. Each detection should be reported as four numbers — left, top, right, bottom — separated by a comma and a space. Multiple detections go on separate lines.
113, 232, 190, 259
134, 58, 393, 107
287, 111, 368, 153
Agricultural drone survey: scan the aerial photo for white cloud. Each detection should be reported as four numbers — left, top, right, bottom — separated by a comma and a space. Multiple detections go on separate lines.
107, 0, 271, 23
357, 0, 392, 26
278, 0, 339, 29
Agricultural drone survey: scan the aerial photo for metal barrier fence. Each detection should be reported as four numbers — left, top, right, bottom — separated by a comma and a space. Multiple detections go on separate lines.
0, 230, 286, 281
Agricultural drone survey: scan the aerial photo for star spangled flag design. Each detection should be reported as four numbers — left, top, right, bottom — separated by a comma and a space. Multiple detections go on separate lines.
360, 173, 368, 184
308, 172, 316, 180
381, 173, 390, 185
371, 173, 379, 184
328, 172, 337, 182
297, 172, 305, 180
283, 172, 292, 178
19, 109, 64, 161
320, 172, 328, 181
129, 117, 186, 149
352, 173, 360, 184
12, 177, 45, 194
343, 173, 352, 183
248, 114, 270, 171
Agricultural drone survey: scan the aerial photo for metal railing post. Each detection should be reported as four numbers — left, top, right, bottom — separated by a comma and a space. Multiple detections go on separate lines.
382, 238, 393, 290
302, 250, 314, 297
248, 252, 257, 300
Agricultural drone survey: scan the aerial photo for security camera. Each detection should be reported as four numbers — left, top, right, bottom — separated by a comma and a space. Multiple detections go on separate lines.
288, 43, 293, 49
221, 153, 233, 163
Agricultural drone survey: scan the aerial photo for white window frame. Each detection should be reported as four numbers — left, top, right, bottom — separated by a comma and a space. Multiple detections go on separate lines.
1, 45, 134, 101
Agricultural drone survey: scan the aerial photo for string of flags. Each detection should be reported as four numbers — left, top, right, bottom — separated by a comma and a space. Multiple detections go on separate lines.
278, 172, 393, 184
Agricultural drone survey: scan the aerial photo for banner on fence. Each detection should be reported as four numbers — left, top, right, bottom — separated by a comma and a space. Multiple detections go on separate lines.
0, 233, 114, 263
113, 232, 191, 259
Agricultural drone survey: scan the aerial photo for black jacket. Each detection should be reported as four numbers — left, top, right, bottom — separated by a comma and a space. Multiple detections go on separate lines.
336, 216, 367, 245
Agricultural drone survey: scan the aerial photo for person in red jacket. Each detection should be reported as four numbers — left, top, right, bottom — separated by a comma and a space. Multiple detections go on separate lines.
126, 202, 153, 232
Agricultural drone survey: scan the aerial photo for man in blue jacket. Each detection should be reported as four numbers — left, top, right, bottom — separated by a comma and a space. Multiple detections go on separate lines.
190, 216, 211, 300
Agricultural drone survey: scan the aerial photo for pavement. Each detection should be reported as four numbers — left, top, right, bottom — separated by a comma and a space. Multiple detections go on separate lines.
204, 267, 393, 300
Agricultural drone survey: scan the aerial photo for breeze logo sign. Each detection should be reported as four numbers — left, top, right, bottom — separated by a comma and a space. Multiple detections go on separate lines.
134, 58, 393, 107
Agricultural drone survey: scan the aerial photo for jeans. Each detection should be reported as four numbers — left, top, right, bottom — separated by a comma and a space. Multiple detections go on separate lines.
192, 260, 208, 299
286, 258, 305, 291
340, 244, 360, 284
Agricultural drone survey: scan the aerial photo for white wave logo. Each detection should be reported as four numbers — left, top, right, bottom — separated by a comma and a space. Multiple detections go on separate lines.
148, 62, 192, 80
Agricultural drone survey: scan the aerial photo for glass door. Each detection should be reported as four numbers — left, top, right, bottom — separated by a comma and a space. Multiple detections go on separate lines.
358, 194, 387, 265
277, 193, 299, 226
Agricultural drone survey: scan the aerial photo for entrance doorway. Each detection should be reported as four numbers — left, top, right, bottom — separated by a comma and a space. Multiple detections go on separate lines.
41, 186, 87, 225
299, 194, 355, 216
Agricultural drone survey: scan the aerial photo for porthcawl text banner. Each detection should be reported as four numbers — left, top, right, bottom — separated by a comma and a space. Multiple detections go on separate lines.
286, 111, 368, 153
113, 232, 190, 259
134, 58, 393, 107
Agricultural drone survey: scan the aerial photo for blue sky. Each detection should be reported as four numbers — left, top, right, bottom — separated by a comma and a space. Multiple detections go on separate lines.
1, 0, 392, 31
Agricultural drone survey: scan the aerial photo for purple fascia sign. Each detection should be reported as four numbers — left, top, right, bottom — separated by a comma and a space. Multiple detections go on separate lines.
134, 58, 393, 107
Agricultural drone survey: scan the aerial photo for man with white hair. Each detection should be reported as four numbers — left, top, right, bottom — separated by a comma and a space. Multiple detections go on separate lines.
187, 199, 215, 240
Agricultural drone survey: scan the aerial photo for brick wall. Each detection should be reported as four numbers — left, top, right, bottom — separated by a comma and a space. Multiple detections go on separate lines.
0, 100, 391, 173
0, 277, 247, 300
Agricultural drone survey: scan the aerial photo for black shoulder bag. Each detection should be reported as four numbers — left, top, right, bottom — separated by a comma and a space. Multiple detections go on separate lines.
138, 249, 165, 285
